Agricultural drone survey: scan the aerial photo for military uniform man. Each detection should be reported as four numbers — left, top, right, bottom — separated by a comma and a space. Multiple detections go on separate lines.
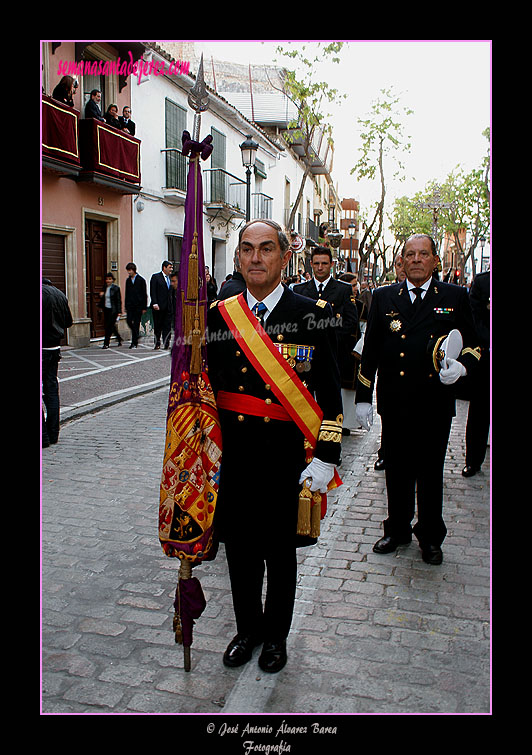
355, 234, 482, 565
207, 220, 342, 673
294, 247, 359, 430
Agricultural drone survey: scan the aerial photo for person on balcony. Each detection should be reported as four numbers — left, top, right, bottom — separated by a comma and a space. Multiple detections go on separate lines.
104, 104, 121, 130
118, 106, 136, 136
84, 89, 105, 122
52, 75, 76, 108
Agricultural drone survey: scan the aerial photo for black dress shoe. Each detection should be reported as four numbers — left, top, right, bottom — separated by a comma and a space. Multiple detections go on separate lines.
420, 544, 443, 565
462, 465, 480, 477
223, 634, 263, 668
373, 535, 411, 554
374, 458, 386, 471
258, 640, 287, 673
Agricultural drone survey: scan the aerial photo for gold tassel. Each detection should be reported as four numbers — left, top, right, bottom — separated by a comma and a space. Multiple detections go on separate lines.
173, 612, 183, 644
190, 317, 202, 375
297, 479, 312, 535
310, 493, 322, 538
187, 232, 199, 300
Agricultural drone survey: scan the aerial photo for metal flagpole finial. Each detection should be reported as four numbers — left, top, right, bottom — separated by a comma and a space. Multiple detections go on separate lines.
188, 54, 210, 141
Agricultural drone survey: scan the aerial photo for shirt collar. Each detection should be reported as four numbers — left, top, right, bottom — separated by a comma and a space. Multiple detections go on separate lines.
314, 275, 331, 290
246, 281, 285, 318
406, 278, 431, 292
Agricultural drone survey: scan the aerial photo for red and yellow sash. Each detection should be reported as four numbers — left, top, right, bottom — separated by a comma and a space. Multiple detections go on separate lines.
218, 293, 323, 448
217, 293, 341, 534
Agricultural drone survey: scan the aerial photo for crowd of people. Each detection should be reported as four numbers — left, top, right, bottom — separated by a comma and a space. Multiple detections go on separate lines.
51, 75, 137, 136
41, 220, 490, 676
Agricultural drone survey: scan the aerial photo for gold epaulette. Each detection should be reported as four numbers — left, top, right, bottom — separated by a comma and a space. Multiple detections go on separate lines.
316, 299, 327, 308
318, 414, 343, 443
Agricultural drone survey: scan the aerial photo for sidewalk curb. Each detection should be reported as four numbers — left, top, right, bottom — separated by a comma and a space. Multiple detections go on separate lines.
60, 376, 170, 426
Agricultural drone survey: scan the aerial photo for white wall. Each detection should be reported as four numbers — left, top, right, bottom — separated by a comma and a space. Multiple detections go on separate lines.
131, 51, 314, 291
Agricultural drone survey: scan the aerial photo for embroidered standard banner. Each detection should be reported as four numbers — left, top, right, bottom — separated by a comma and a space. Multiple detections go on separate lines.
159, 146, 221, 563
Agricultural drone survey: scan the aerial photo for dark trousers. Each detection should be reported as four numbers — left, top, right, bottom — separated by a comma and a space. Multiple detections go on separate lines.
153, 307, 172, 347
126, 308, 142, 346
465, 359, 490, 470
380, 412, 453, 546
103, 308, 122, 346
224, 540, 297, 642
42, 349, 61, 445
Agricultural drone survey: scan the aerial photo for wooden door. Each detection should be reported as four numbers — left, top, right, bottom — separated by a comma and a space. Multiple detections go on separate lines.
85, 219, 107, 338
42, 232, 68, 346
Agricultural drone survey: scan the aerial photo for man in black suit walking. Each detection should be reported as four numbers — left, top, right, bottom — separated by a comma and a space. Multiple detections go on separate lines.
99, 273, 122, 348
124, 262, 147, 348
150, 261, 173, 349
462, 270, 490, 477
294, 246, 359, 431
355, 234, 482, 565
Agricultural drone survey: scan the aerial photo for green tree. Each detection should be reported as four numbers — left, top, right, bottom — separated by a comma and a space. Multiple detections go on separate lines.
273, 42, 345, 232
351, 87, 413, 280
390, 128, 490, 279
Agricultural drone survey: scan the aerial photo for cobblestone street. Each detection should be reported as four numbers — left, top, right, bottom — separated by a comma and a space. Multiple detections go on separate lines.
41, 386, 490, 716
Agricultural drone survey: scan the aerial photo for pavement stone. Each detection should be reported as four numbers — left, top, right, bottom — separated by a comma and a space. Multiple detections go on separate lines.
42, 366, 491, 717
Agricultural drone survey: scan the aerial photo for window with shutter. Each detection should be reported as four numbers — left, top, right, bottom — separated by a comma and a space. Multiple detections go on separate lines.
165, 98, 187, 190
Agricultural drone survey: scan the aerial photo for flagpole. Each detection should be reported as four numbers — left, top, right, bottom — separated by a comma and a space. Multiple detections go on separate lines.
159, 54, 221, 673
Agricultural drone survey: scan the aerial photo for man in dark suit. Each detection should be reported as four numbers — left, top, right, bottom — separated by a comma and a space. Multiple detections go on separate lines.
150, 261, 173, 349
355, 234, 482, 565
84, 89, 105, 121
42, 279, 73, 447
118, 106, 136, 135
462, 270, 490, 477
124, 262, 147, 349
218, 251, 246, 300
99, 273, 122, 348
207, 220, 342, 674
294, 246, 359, 431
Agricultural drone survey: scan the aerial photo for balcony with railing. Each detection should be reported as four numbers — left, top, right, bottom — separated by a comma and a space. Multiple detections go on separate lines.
78, 118, 141, 193
42, 95, 141, 194
203, 169, 246, 219
305, 217, 320, 244
42, 95, 81, 176
252, 192, 273, 220
160, 147, 187, 205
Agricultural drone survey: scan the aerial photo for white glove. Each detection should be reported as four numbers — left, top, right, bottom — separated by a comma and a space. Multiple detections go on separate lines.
355, 402, 373, 430
438, 329, 463, 370
439, 358, 467, 385
354, 334, 365, 356
299, 457, 335, 493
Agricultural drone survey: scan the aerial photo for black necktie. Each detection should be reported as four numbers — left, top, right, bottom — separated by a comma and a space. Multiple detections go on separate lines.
318, 283, 323, 298
411, 287, 423, 313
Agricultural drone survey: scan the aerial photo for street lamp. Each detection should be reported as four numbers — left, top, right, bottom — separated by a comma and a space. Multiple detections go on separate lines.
479, 235, 486, 272
348, 221, 356, 272
239, 135, 259, 222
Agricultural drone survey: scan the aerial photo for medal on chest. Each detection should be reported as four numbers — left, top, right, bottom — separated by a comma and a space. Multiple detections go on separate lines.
386, 311, 402, 332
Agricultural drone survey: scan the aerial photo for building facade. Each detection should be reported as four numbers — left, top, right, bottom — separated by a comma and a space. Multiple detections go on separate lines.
41, 41, 145, 346
41, 41, 347, 347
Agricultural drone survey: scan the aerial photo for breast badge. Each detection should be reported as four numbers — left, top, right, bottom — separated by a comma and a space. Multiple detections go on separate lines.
389, 319, 402, 333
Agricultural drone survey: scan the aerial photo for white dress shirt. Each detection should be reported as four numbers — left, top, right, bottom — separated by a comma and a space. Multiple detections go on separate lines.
246, 282, 285, 324
406, 278, 431, 303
